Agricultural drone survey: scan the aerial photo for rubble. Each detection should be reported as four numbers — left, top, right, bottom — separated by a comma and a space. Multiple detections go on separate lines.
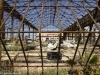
61, 40, 77, 48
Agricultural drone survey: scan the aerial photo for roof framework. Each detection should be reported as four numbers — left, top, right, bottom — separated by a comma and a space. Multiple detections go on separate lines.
3, 0, 99, 31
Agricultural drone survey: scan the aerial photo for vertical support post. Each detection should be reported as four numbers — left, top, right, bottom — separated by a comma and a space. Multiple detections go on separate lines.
11, 15, 14, 41
1, 22, 5, 39
93, 28, 96, 42
0, 0, 4, 39
90, 25, 92, 45
90, 33, 92, 45
0, 0, 4, 70
7, 28, 8, 38
83, 29, 85, 44
63, 32, 66, 40
22, 24, 24, 40
33, 29, 34, 40
72, 32, 73, 40
28, 25, 30, 38
68, 32, 69, 40
66, 33, 68, 40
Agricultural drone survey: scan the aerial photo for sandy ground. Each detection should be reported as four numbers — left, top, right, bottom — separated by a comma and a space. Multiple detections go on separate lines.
1, 44, 100, 73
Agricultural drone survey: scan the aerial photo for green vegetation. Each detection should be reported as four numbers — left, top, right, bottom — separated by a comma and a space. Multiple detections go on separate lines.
1, 45, 35, 51
78, 51, 100, 75
2, 69, 68, 75
65, 50, 100, 75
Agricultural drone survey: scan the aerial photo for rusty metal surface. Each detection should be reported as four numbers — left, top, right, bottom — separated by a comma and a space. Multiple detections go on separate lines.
17, 0, 31, 74
0, 0, 17, 72
38, 0, 44, 75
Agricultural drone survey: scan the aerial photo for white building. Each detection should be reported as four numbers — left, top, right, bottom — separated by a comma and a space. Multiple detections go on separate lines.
36, 33, 63, 42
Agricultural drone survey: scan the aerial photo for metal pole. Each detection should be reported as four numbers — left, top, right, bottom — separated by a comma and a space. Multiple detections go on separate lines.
17, 0, 30, 74
63, 32, 66, 40
0, 0, 4, 39
33, 29, 34, 40
22, 24, 24, 40
28, 25, 30, 38
72, 32, 73, 40
11, 15, 14, 41
0, 0, 4, 71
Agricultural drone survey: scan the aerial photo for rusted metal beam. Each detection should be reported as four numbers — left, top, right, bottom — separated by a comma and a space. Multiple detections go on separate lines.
0, 0, 4, 71
0, 65, 88, 67
0, 31, 100, 33
17, 0, 31, 75
11, 15, 14, 40
38, 0, 44, 75
22, 24, 24, 40
56, 0, 62, 75
69, 0, 82, 68
28, 25, 30, 38
0, 0, 17, 73
0, 0, 4, 39
63, 32, 66, 40
3, 6, 97, 8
